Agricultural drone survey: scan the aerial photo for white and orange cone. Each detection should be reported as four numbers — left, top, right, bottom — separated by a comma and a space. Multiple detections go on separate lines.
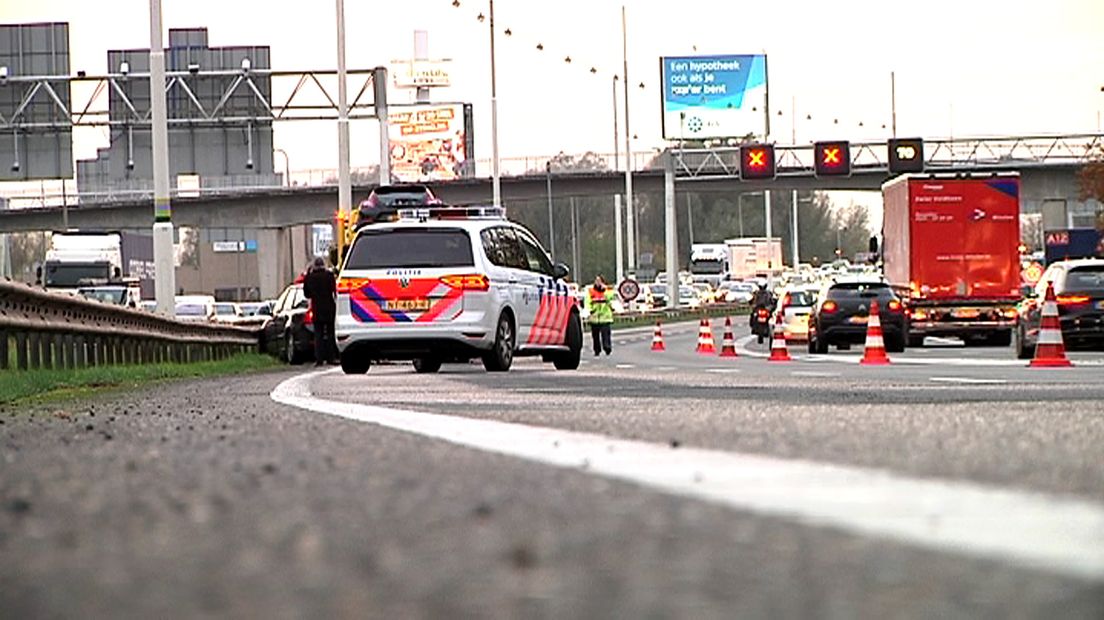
718, 316, 738, 358
860, 299, 891, 365
1030, 283, 1073, 368
696, 318, 716, 354
651, 321, 666, 352
767, 311, 792, 362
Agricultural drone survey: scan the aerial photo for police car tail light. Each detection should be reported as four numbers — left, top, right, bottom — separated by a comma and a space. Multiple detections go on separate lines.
821, 300, 838, 314
304, 307, 314, 325
336, 277, 371, 293
440, 274, 490, 291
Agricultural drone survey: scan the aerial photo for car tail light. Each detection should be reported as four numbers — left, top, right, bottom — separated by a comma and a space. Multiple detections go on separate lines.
781, 294, 792, 309
821, 300, 838, 314
1002, 308, 1018, 319
886, 299, 902, 313
1056, 294, 1091, 306
441, 274, 490, 291
336, 277, 371, 293
304, 307, 314, 325
911, 309, 928, 321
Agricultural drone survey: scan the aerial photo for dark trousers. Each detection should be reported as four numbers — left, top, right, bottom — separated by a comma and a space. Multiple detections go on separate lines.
313, 318, 336, 363
591, 323, 612, 355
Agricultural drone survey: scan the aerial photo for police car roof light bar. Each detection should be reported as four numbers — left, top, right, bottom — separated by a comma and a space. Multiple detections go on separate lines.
398, 205, 507, 221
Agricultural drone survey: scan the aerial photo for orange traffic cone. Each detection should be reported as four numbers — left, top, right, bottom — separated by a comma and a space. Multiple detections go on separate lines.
860, 299, 891, 365
767, 312, 792, 362
651, 321, 666, 352
718, 316, 738, 358
696, 318, 716, 354
1030, 282, 1073, 368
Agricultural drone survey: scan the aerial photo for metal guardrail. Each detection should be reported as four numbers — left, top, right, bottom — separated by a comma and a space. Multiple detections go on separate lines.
0, 279, 260, 371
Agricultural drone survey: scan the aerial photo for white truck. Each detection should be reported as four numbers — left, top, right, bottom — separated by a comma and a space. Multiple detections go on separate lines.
688, 243, 729, 288
724, 237, 783, 281
36, 231, 156, 297
39, 232, 123, 291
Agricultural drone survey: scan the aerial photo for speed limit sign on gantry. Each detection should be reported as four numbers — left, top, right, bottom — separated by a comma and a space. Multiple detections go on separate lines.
617, 278, 641, 302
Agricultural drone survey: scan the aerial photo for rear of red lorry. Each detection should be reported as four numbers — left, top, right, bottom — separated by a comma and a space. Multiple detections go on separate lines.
883, 174, 1022, 346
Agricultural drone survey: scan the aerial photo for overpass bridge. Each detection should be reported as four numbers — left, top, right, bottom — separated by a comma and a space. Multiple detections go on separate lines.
0, 133, 1098, 233
1, 133, 1099, 299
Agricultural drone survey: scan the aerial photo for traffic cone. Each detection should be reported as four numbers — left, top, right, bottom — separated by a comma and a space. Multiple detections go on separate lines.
718, 316, 738, 357
1030, 283, 1073, 368
767, 312, 792, 362
860, 299, 891, 365
696, 318, 716, 354
651, 321, 666, 352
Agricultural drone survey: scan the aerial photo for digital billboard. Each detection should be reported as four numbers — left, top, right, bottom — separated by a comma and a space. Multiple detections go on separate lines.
388, 103, 474, 183
660, 54, 767, 141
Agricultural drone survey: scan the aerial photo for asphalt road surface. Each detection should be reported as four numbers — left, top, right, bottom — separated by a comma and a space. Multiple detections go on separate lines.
2, 318, 1103, 618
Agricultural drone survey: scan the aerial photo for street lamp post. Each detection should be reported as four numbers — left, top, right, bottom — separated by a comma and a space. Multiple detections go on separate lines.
274, 148, 290, 187
545, 161, 555, 261
489, 0, 501, 208
621, 5, 635, 273
149, 0, 176, 317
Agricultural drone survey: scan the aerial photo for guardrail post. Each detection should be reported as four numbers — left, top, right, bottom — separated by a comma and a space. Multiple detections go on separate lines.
29, 332, 41, 369
75, 335, 87, 368
0, 330, 8, 370
61, 334, 75, 369
15, 331, 28, 370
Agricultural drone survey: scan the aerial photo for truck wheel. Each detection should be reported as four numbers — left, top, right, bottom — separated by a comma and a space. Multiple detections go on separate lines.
482, 313, 515, 372
987, 331, 1012, 347
1014, 325, 1035, 360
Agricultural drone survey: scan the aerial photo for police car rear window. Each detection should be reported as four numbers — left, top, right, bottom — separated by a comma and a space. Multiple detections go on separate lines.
345, 228, 474, 269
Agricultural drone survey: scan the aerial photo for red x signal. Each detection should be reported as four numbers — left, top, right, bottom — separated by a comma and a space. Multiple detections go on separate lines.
813, 141, 851, 177
740, 144, 776, 180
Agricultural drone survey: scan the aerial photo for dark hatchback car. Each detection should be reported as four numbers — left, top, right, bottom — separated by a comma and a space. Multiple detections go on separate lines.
261, 283, 315, 364
808, 279, 907, 353
1014, 258, 1104, 359
356, 184, 442, 228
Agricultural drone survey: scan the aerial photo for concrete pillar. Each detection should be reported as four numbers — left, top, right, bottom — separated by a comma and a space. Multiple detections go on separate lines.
256, 227, 283, 300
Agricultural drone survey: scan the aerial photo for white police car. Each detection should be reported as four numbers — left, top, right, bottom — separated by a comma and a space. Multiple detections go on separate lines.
335, 205, 583, 374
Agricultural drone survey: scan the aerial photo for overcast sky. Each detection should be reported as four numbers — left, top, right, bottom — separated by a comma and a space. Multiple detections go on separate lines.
4, 0, 1102, 173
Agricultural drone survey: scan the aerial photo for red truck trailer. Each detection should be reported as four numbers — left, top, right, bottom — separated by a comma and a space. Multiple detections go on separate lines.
882, 173, 1022, 347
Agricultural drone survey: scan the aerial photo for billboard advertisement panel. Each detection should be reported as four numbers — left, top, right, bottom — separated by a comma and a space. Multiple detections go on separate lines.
388, 103, 473, 183
660, 54, 767, 140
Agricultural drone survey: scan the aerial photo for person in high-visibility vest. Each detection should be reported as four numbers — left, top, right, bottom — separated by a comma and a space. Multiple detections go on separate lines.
585, 275, 616, 356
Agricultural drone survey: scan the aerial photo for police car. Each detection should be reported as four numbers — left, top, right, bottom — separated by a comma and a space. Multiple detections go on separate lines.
335, 205, 583, 374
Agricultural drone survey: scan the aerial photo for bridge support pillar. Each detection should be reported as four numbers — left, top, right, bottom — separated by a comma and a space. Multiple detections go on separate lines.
256, 228, 283, 300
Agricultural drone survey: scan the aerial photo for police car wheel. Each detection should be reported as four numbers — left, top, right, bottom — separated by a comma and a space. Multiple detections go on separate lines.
553, 313, 583, 370
340, 354, 370, 374
413, 357, 442, 374
482, 313, 515, 372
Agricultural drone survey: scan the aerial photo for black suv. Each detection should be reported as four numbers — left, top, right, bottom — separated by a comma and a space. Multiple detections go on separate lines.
356, 184, 442, 227
1014, 258, 1104, 359
808, 279, 907, 353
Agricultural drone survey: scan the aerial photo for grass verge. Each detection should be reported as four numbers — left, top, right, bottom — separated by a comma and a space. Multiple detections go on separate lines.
0, 353, 281, 407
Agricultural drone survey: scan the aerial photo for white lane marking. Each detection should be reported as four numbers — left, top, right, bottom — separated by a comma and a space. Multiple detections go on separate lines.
792, 371, 841, 378
930, 377, 1008, 385
655, 366, 677, 372
273, 372, 1104, 581
705, 368, 741, 374
615, 364, 635, 369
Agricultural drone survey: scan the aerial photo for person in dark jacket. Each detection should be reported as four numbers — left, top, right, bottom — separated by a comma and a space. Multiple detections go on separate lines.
302, 257, 338, 366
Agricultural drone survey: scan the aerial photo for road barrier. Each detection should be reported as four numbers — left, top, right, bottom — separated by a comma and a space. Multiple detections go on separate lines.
0, 279, 260, 371
610, 303, 749, 330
